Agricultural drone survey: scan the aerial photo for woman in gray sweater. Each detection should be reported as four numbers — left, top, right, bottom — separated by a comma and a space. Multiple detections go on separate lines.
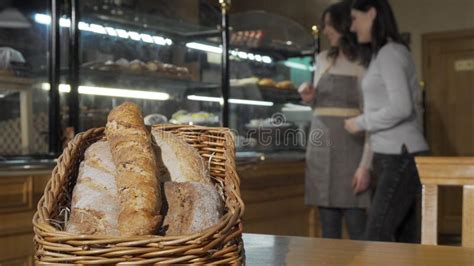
345, 0, 429, 243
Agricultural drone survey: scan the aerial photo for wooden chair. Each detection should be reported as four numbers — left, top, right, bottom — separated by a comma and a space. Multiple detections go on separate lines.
415, 157, 474, 247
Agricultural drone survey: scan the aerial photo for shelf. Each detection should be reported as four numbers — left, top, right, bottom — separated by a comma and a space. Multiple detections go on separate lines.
229, 11, 315, 60
231, 45, 315, 60
0, 75, 34, 91
73, 69, 220, 92
258, 87, 301, 104
0, 156, 56, 171
236, 150, 305, 163
230, 84, 301, 104
84, 11, 221, 41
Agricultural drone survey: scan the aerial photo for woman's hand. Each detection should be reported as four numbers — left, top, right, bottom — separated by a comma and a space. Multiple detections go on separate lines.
298, 82, 316, 104
344, 117, 362, 134
352, 167, 370, 195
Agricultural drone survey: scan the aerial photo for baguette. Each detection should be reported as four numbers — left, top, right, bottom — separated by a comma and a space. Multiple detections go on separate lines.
105, 102, 161, 236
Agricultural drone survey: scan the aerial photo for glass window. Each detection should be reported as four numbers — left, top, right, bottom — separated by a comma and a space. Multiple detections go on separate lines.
0, 1, 49, 157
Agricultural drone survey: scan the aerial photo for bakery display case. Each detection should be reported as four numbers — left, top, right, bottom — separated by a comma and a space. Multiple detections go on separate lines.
227, 11, 316, 155
58, 0, 225, 133
1, 1, 316, 159
0, 0, 229, 157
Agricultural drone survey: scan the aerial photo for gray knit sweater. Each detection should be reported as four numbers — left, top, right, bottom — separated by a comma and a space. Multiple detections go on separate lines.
355, 42, 429, 154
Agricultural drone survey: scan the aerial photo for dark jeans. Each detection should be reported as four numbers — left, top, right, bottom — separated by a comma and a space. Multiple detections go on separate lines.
365, 145, 428, 243
318, 207, 367, 240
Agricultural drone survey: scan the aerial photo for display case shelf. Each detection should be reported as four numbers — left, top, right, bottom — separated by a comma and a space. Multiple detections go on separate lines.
72, 69, 220, 92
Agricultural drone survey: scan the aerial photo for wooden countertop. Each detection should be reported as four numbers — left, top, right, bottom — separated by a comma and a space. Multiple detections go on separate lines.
243, 233, 474, 265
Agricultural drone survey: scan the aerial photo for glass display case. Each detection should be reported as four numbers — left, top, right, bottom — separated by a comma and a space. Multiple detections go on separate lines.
0, 1, 50, 158
0, 1, 317, 160
56, 0, 226, 134
227, 11, 316, 155
23, 0, 227, 156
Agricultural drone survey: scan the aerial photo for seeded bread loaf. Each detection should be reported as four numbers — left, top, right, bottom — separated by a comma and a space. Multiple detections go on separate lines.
106, 102, 161, 236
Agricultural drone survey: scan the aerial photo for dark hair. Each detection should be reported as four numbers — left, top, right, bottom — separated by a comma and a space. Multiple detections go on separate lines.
351, 0, 407, 66
321, 1, 359, 62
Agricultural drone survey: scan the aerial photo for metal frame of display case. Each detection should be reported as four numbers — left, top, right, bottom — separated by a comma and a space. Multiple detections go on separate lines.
68, 0, 80, 140
48, 0, 61, 154
220, 0, 230, 128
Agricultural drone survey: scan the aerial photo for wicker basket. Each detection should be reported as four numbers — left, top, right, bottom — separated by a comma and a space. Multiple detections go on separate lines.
33, 125, 245, 264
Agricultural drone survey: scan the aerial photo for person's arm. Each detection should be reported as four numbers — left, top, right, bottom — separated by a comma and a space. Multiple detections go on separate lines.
298, 82, 316, 105
352, 136, 372, 194
312, 53, 325, 89
356, 66, 371, 169
352, 68, 372, 194
355, 45, 414, 133
299, 52, 325, 105
359, 133, 372, 169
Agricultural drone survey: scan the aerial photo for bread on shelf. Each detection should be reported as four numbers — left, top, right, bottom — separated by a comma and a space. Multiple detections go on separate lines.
276, 80, 295, 90
258, 78, 276, 87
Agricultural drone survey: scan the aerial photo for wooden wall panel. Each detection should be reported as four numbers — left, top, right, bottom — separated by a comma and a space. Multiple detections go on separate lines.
0, 172, 51, 264
239, 160, 317, 237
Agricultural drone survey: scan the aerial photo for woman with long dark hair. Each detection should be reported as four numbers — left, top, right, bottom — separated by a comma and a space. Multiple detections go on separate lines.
345, 0, 429, 243
299, 1, 371, 240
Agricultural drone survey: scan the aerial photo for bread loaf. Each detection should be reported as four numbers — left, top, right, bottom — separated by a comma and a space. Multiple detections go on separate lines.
276, 80, 295, 90
129, 59, 145, 71
162, 182, 223, 236
66, 141, 120, 236
145, 61, 160, 72
106, 102, 161, 236
151, 128, 211, 184
258, 78, 276, 87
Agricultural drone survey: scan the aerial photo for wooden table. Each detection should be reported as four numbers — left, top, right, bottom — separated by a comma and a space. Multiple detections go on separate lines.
243, 233, 474, 265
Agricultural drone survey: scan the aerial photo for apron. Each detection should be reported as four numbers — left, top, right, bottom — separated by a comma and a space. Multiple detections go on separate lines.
305, 73, 371, 208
